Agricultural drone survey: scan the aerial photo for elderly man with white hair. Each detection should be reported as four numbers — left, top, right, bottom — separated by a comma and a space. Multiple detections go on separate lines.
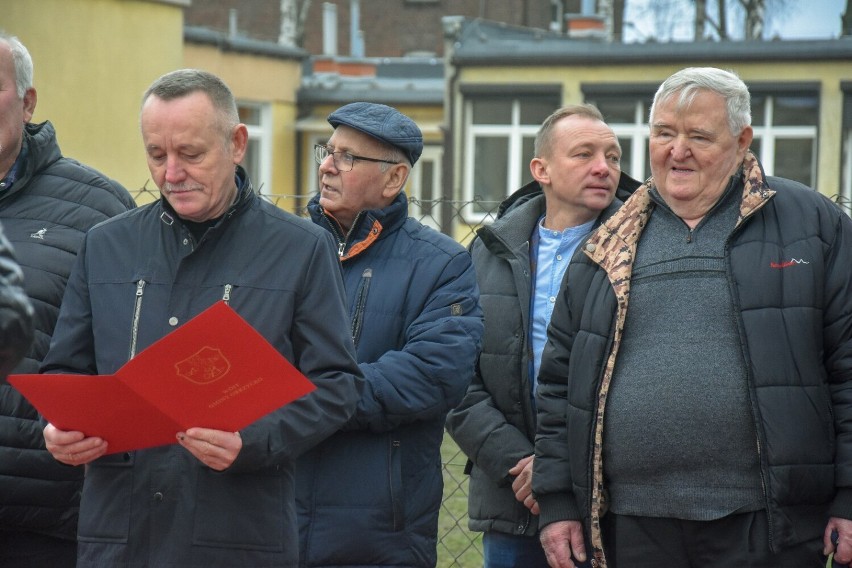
533, 67, 852, 568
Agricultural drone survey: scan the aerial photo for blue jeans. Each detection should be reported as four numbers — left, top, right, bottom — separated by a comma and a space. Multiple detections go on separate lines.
482, 531, 551, 568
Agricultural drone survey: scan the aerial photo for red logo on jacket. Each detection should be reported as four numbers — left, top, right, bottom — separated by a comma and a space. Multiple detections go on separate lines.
770, 258, 809, 269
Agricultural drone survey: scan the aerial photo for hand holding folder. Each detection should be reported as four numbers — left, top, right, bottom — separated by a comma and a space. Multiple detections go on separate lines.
9, 301, 315, 454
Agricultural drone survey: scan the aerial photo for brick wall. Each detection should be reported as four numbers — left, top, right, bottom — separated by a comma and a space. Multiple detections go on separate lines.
302, 0, 556, 57
185, 0, 283, 43
185, 0, 562, 57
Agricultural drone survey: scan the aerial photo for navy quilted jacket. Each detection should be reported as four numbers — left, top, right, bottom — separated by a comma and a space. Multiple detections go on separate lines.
300, 192, 483, 567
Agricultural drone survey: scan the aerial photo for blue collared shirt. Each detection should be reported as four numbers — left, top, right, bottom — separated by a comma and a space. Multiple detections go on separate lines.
530, 217, 596, 392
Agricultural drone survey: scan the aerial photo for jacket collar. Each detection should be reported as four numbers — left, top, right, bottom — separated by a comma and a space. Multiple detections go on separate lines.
308, 191, 409, 258
158, 165, 255, 229
1, 121, 61, 200
477, 193, 545, 256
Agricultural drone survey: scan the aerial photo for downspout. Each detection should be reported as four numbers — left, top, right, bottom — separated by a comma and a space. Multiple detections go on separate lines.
441, 16, 464, 237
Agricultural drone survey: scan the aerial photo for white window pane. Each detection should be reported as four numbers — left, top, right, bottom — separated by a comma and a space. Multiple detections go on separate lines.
473, 136, 509, 212
774, 138, 814, 187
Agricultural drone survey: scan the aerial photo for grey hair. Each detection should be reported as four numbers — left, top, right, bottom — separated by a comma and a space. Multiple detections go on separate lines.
142, 69, 239, 140
379, 146, 409, 172
0, 32, 34, 99
534, 103, 606, 158
649, 67, 751, 135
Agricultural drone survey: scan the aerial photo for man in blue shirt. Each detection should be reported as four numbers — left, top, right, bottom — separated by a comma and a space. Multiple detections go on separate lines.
446, 104, 638, 568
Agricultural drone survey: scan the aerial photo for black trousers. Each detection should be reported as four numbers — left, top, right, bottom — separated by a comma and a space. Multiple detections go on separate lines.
600, 510, 825, 568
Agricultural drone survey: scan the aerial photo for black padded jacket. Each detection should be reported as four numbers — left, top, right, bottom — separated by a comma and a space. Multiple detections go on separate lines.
0, 121, 135, 540
534, 152, 852, 567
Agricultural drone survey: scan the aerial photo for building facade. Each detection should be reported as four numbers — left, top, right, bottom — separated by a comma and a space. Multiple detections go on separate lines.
7, 2, 849, 222
4, 0, 187, 195
443, 17, 852, 229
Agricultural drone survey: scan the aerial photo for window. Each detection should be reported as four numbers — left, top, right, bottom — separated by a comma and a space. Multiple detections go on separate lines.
238, 103, 272, 195
463, 91, 560, 220
408, 145, 441, 230
751, 94, 818, 187
591, 96, 653, 182
842, 90, 852, 213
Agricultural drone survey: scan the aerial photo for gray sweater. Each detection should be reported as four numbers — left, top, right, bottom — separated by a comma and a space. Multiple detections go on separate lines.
603, 181, 764, 520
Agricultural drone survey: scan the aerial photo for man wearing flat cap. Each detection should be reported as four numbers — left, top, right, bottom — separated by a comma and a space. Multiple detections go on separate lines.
297, 102, 484, 567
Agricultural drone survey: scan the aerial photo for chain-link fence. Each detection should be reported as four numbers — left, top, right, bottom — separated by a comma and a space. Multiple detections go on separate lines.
127, 185, 852, 568
834, 194, 852, 217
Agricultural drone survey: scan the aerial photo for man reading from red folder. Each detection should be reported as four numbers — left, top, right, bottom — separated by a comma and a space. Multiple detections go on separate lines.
40, 69, 362, 568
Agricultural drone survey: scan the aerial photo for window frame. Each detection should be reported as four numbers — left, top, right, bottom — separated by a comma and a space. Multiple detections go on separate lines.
750, 94, 819, 187
237, 101, 273, 195
460, 86, 561, 223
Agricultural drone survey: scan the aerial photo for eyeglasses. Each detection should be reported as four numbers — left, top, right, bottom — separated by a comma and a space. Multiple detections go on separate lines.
314, 144, 400, 172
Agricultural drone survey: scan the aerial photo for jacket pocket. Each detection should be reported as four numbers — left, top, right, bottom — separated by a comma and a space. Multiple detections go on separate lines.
192, 466, 284, 551
77, 452, 135, 543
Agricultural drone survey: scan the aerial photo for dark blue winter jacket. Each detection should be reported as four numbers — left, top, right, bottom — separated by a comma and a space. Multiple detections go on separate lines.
299, 192, 483, 567
41, 171, 363, 568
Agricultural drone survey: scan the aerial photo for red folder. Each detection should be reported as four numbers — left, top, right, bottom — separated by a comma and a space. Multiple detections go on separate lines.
9, 301, 316, 454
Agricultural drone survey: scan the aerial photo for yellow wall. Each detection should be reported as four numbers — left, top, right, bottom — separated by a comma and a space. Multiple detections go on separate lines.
4, 0, 185, 195
456, 60, 850, 197
184, 43, 302, 197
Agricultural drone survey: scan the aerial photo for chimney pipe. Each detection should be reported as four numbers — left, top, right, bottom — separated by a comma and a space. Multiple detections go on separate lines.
322, 2, 338, 56
350, 0, 364, 57
228, 8, 238, 38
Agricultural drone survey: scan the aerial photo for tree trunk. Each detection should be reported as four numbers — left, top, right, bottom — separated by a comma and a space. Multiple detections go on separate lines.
612, 0, 626, 42
743, 0, 766, 40
695, 0, 707, 40
717, 0, 728, 39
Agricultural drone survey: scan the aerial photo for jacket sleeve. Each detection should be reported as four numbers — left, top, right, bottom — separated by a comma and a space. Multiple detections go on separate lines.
38, 237, 97, 377
232, 233, 364, 470
533, 266, 584, 528
445, 240, 534, 485
825, 205, 852, 519
0, 224, 34, 381
347, 248, 483, 433
445, 360, 534, 485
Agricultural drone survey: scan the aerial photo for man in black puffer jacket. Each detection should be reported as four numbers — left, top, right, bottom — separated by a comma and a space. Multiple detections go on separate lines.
0, 32, 135, 567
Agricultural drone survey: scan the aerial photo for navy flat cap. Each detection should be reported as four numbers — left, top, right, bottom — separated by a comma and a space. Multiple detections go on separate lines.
328, 102, 423, 166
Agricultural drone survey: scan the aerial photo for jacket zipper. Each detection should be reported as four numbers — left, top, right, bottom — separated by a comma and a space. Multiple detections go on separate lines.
351, 268, 372, 346
724, 197, 776, 551
323, 211, 362, 258
129, 280, 146, 359
222, 284, 232, 305
389, 438, 403, 531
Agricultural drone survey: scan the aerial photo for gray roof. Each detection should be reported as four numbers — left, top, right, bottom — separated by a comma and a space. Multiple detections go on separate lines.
299, 57, 444, 105
184, 26, 306, 61
447, 17, 852, 66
